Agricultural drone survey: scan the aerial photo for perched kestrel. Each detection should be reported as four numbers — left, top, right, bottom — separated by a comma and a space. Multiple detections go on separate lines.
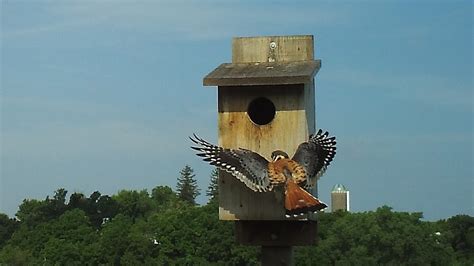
190, 129, 336, 216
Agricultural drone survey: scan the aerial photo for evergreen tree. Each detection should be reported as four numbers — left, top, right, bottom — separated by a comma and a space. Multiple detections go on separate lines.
176, 165, 200, 205
206, 168, 219, 202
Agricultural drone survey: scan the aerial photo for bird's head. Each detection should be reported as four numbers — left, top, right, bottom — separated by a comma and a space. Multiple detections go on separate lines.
271, 150, 289, 161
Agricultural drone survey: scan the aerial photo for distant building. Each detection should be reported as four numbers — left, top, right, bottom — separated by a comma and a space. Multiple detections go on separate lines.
331, 184, 350, 212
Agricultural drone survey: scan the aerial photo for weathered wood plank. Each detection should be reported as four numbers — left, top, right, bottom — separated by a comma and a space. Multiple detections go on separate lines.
203, 60, 321, 86
233, 35, 314, 63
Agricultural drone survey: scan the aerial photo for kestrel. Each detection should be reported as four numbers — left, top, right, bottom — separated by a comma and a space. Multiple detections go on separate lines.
190, 129, 336, 216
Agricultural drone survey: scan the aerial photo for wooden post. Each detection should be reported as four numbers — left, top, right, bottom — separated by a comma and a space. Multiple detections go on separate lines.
262, 246, 294, 266
203, 35, 322, 265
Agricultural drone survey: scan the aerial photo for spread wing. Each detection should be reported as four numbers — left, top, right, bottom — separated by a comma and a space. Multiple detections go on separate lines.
190, 134, 272, 192
291, 129, 336, 188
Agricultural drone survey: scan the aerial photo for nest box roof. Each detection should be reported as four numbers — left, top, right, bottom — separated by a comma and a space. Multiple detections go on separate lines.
203, 60, 321, 86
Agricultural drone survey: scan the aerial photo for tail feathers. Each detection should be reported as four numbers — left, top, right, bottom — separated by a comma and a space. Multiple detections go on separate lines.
284, 179, 327, 216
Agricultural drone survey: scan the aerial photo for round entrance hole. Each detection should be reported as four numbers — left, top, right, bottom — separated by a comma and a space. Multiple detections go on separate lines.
247, 97, 276, 125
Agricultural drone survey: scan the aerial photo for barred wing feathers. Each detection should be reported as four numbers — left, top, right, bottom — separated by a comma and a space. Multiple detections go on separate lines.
292, 129, 337, 188
190, 134, 272, 192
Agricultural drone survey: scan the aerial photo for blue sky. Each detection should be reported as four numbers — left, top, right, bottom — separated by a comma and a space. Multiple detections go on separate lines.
1, 1, 472, 220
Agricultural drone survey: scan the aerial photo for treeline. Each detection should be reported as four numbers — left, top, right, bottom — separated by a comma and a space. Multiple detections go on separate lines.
0, 166, 473, 265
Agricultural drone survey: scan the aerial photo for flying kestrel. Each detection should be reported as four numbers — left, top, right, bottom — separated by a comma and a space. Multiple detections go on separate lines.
190, 129, 336, 216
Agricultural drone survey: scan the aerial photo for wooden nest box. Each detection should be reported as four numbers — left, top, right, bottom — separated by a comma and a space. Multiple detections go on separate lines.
203, 35, 321, 221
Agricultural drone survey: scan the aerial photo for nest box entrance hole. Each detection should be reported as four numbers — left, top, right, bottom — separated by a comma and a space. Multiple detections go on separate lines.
247, 97, 276, 125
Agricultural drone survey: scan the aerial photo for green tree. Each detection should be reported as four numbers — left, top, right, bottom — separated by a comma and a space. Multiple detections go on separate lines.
113, 190, 153, 222
15, 189, 69, 228
68, 192, 87, 210
151, 185, 181, 211
1, 209, 100, 264
443, 214, 474, 263
0, 245, 35, 265
206, 168, 219, 202
4, 184, 474, 265
0, 214, 19, 249
16, 199, 49, 227
84, 192, 119, 228
39, 209, 100, 264
137, 202, 258, 264
176, 165, 200, 205
97, 214, 134, 264
295, 206, 456, 265
44, 188, 68, 218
